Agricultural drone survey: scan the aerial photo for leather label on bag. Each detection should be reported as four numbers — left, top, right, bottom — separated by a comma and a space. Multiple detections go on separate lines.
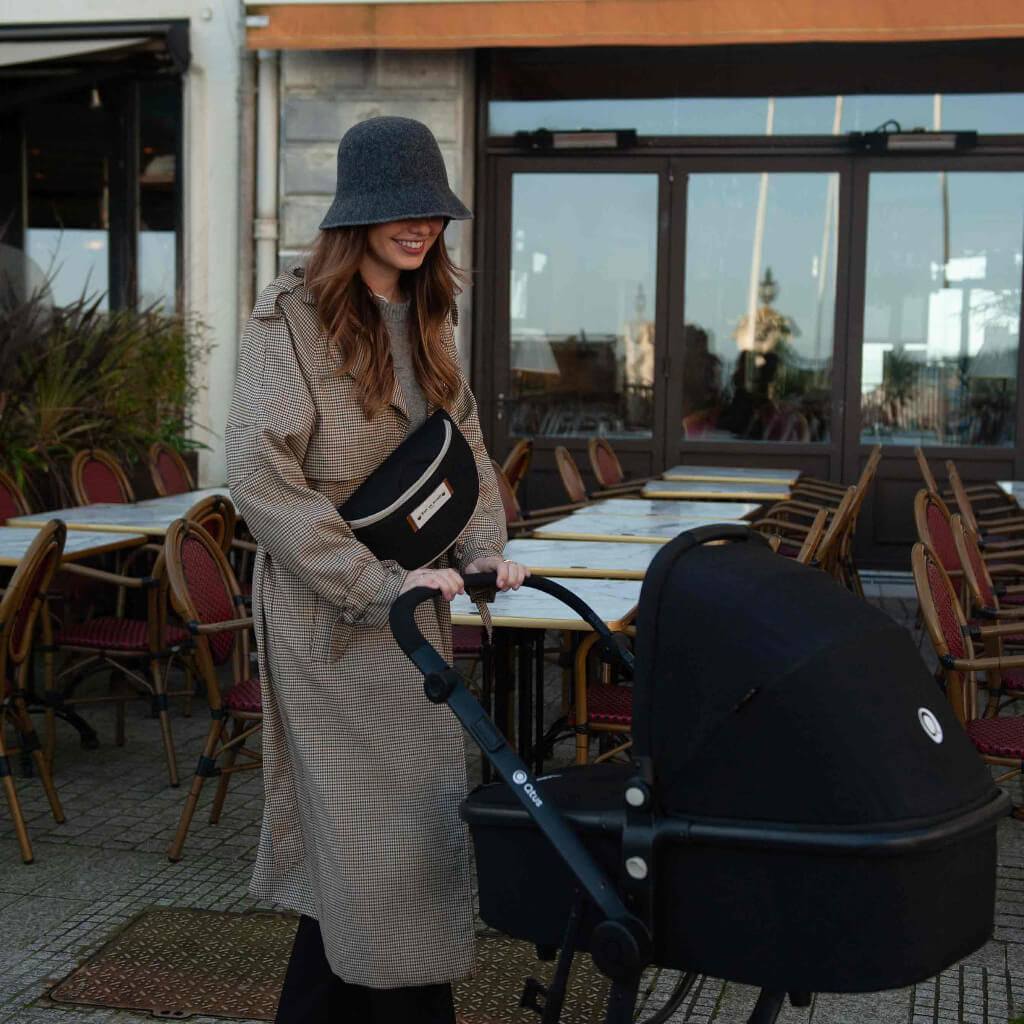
407, 479, 454, 532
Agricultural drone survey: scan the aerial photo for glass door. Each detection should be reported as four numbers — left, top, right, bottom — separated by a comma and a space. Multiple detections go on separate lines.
489, 157, 669, 475
857, 170, 1024, 450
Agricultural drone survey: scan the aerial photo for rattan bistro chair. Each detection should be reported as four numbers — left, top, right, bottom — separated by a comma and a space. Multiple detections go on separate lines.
755, 507, 830, 566
70, 449, 135, 505
0, 468, 30, 523
950, 514, 1024, 713
1, 521, 67, 862
913, 542, 1024, 813
786, 444, 881, 506
41, 493, 232, 783
148, 443, 196, 497
163, 519, 262, 862
586, 437, 656, 497
500, 439, 533, 495
914, 448, 1013, 515
947, 460, 1024, 549
491, 460, 581, 537
568, 630, 633, 765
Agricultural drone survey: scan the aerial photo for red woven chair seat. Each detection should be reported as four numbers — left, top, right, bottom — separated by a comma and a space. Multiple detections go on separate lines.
568, 683, 633, 727
54, 618, 188, 651
777, 542, 801, 558
453, 625, 483, 655
223, 677, 263, 713
966, 716, 1024, 758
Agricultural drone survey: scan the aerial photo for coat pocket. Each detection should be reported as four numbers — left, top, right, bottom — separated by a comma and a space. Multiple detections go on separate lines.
308, 594, 354, 663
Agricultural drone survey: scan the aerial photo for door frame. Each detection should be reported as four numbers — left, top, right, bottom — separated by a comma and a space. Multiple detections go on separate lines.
665, 153, 857, 481
480, 153, 675, 472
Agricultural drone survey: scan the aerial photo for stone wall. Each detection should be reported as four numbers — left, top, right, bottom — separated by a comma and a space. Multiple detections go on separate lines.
278, 50, 477, 365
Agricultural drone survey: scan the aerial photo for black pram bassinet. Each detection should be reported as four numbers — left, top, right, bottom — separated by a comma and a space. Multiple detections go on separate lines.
390, 525, 1008, 1024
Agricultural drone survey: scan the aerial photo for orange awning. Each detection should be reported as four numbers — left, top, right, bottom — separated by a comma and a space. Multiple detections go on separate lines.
245, 0, 1024, 51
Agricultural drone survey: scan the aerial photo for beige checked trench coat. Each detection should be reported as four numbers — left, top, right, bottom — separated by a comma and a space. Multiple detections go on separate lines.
226, 266, 507, 988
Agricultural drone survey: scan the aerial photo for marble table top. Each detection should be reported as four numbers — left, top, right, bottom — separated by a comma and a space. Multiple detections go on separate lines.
10, 488, 235, 536
502, 538, 658, 579
585, 498, 760, 520
450, 576, 641, 631
0, 526, 145, 567
643, 479, 790, 502
663, 464, 800, 484
532, 511, 747, 544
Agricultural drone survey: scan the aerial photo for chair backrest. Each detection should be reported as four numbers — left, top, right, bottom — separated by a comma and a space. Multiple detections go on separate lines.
163, 519, 247, 703
852, 444, 882, 502
0, 520, 66, 684
587, 437, 624, 488
0, 468, 30, 523
945, 459, 980, 535
795, 508, 830, 565
814, 487, 857, 578
490, 459, 523, 525
554, 447, 588, 504
500, 439, 533, 495
71, 449, 135, 505
148, 442, 195, 497
914, 447, 940, 493
912, 541, 977, 727
184, 494, 238, 557
913, 489, 963, 579
950, 513, 999, 616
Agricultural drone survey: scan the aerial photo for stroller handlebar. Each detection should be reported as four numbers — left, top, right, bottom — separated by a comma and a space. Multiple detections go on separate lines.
389, 571, 635, 677
389, 570, 651, 987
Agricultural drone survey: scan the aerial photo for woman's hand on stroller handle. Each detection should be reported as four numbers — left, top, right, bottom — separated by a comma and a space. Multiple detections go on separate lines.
399, 567, 465, 601
463, 554, 530, 590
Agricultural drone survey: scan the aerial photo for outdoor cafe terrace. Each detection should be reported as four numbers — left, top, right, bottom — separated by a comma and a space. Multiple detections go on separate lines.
3, 446, 1024, 1022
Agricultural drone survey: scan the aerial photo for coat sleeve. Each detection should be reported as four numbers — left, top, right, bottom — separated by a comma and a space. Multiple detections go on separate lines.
226, 311, 406, 629
448, 347, 509, 572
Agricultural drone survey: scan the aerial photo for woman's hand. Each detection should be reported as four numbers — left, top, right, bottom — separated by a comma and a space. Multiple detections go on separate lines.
464, 554, 531, 591
398, 567, 465, 601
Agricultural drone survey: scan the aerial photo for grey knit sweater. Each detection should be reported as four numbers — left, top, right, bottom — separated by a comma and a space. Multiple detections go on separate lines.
376, 295, 427, 430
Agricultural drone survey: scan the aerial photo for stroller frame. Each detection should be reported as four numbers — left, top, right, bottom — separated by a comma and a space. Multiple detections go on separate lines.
390, 538, 1007, 1024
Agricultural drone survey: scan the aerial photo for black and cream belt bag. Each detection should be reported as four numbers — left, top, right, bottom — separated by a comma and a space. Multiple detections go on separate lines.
339, 409, 479, 570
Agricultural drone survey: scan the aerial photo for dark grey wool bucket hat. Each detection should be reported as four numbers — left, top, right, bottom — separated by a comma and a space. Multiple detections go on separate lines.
319, 116, 472, 230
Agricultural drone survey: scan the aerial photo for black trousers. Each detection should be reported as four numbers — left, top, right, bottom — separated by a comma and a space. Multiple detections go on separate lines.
275, 914, 457, 1024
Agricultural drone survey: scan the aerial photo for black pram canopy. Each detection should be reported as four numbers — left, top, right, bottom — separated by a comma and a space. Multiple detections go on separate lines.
631, 529, 994, 826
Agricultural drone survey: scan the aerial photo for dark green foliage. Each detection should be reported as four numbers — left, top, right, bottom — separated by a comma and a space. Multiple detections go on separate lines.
0, 276, 211, 503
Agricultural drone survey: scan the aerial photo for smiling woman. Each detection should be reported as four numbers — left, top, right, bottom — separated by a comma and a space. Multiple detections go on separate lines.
226, 116, 524, 1024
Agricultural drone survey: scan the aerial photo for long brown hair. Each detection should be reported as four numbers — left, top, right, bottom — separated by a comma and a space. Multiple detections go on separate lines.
305, 226, 463, 419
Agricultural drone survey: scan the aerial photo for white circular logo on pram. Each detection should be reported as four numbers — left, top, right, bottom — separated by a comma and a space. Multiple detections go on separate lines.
512, 770, 528, 785
918, 708, 943, 744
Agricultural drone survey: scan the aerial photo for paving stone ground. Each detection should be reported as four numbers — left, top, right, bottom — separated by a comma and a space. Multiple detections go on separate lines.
2, 574, 1024, 1024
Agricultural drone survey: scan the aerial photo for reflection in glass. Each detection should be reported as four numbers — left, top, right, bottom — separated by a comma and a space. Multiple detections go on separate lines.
682, 173, 838, 442
860, 173, 1024, 447
138, 80, 179, 311
25, 86, 111, 309
508, 174, 658, 438
26, 230, 108, 308
490, 93, 1024, 137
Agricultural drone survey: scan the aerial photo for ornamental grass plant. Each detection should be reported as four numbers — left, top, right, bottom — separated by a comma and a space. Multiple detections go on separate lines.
0, 274, 211, 506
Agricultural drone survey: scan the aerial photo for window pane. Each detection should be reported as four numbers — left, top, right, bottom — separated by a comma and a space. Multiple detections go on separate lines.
860, 172, 1024, 447
25, 87, 111, 309
489, 93, 1024, 137
508, 173, 658, 438
682, 172, 838, 443
138, 80, 179, 312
